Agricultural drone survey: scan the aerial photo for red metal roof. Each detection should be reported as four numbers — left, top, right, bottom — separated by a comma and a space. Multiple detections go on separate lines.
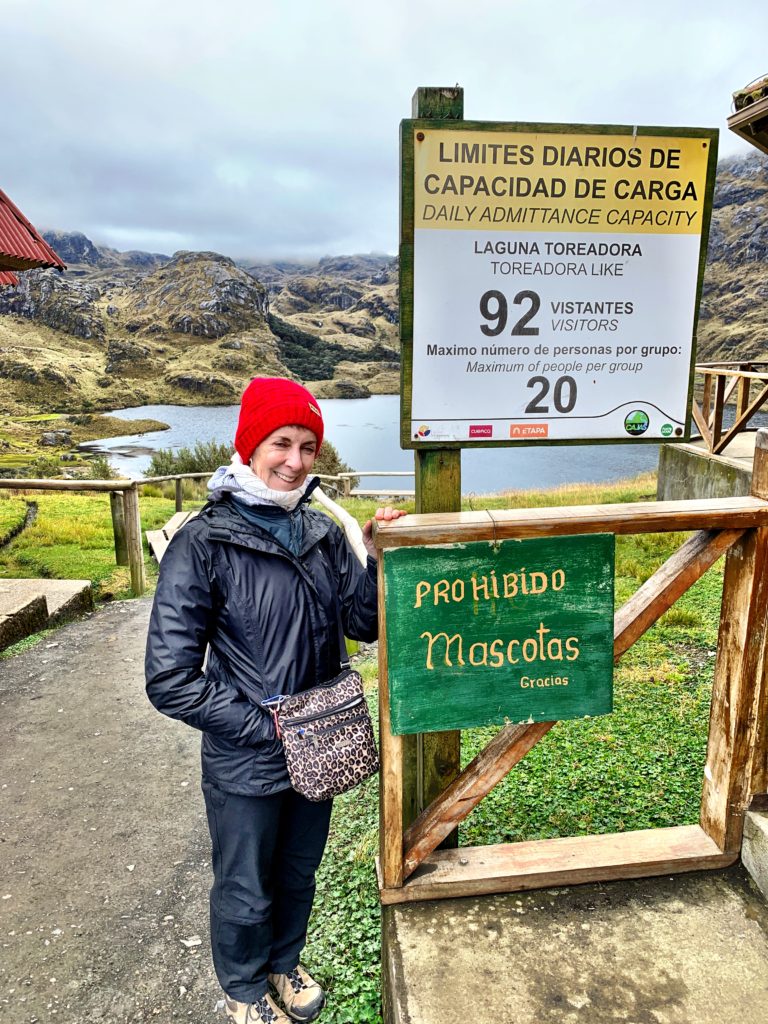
0, 269, 19, 286
0, 188, 65, 273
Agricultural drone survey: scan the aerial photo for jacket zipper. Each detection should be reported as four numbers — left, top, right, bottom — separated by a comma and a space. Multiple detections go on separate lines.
283, 694, 365, 727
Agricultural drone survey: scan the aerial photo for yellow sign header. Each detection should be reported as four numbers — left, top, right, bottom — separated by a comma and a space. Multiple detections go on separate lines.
413, 129, 710, 235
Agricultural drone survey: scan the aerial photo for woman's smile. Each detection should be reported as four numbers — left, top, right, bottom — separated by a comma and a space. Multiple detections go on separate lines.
249, 425, 318, 491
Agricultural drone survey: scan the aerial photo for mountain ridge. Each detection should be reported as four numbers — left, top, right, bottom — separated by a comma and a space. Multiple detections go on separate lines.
0, 150, 766, 418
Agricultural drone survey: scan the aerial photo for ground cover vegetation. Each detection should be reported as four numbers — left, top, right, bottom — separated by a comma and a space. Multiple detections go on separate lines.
0, 471, 725, 1023
0, 490, 177, 600
0, 491, 29, 544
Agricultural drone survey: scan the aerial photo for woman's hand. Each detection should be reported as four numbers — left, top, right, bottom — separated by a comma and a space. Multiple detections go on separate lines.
362, 506, 407, 561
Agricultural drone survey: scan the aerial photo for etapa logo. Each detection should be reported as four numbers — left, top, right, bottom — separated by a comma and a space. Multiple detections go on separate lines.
510, 424, 548, 438
416, 424, 431, 438
469, 424, 493, 438
624, 410, 650, 436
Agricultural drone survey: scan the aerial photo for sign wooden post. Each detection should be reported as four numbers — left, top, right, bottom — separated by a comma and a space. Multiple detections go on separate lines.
404, 86, 464, 834
700, 431, 768, 851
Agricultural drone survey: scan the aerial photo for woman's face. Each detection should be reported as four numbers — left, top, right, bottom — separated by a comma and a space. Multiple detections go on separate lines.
249, 425, 318, 491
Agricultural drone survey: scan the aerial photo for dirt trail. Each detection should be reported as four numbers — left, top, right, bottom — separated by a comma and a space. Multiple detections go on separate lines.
0, 599, 220, 1023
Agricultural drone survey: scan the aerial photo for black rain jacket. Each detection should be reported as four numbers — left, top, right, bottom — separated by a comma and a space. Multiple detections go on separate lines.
144, 491, 378, 796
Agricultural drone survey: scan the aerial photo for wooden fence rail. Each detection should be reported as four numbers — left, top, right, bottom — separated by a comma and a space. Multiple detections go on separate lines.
0, 466, 416, 598
0, 477, 146, 596
373, 430, 768, 904
692, 361, 768, 454
336, 471, 415, 499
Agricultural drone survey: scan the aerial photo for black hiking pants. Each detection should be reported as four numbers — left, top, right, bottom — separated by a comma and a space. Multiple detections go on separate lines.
202, 780, 333, 1002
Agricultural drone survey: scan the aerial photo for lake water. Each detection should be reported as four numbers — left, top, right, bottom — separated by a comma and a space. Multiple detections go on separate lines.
83, 395, 660, 494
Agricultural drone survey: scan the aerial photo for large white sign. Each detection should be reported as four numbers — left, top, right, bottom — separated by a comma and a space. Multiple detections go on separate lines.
406, 125, 715, 444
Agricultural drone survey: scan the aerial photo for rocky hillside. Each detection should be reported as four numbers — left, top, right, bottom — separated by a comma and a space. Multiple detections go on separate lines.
0, 241, 399, 415
1, 149, 766, 419
697, 151, 768, 361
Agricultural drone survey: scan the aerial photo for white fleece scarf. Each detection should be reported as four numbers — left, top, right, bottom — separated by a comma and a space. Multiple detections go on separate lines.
207, 452, 311, 510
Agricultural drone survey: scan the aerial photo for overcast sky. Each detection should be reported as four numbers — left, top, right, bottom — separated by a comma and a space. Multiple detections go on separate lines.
2, 0, 766, 260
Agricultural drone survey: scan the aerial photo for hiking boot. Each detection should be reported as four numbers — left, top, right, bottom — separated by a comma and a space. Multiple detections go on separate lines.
268, 965, 325, 1022
224, 993, 290, 1023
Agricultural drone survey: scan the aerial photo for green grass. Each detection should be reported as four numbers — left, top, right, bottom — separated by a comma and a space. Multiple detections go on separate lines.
0, 490, 182, 598
0, 471, 730, 1022
0, 493, 28, 543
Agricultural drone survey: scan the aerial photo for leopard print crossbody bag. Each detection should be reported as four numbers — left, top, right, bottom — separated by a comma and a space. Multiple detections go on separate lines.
265, 666, 379, 802
263, 599, 379, 802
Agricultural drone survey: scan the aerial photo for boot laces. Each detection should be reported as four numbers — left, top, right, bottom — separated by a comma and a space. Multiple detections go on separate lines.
286, 968, 308, 994
253, 997, 278, 1023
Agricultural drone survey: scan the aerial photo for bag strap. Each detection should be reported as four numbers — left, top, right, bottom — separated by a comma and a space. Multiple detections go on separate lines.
332, 586, 351, 671
261, 571, 350, 732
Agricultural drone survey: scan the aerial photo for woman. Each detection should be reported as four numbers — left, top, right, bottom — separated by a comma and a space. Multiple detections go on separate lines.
145, 377, 403, 1024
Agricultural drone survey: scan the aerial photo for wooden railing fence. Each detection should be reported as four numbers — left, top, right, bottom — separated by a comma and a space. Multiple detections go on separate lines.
373, 430, 768, 904
338, 471, 415, 499
692, 361, 768, 455
0, 477, 146, 596
0, 467, 415, 599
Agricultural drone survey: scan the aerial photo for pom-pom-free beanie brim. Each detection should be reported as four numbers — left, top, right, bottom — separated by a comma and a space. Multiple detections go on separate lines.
235, 377, 325, 462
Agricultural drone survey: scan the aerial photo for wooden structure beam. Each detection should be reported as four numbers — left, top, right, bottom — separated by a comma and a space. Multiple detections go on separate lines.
373, 496, 768, 549
377, 430, 768, 903
613, 527, 745, 661
400, 525, 742, 879
701, 431, 768, 852
380, 825, 736, 904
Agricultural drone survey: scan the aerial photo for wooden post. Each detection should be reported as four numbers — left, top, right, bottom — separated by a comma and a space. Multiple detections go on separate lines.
406, 86, 464, 839
749, 429, 768, 799
175, 478, 183, 512
702, 372, 713, 433
711, 374, 726, 450
378, 559, 404, 888
122, 483, 146, 597
109, 491, 129, 566
700, 428, 768, 851
737, 366, 751, 422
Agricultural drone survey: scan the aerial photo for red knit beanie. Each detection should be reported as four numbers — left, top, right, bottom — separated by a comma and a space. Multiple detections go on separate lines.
234, 377, 324, 462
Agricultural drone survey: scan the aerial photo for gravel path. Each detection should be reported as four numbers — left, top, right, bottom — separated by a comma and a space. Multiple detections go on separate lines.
0, 599, 221, 1023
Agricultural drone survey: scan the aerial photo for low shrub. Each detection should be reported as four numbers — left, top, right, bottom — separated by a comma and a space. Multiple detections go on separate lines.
147, 437, 355, 490
147, 440, 233, 476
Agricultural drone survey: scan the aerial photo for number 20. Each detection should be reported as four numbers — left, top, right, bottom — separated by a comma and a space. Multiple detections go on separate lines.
525, 375, 578, 414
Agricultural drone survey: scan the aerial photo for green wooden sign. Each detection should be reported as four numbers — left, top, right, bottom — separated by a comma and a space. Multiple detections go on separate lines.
383, 533, 615, 735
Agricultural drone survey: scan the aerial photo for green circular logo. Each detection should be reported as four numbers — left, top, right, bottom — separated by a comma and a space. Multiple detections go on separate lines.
660, 423, 673, 437
624, 410, 650, 436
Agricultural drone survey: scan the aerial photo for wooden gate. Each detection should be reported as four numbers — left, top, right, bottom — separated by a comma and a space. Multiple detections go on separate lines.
375, 432, 768, 904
